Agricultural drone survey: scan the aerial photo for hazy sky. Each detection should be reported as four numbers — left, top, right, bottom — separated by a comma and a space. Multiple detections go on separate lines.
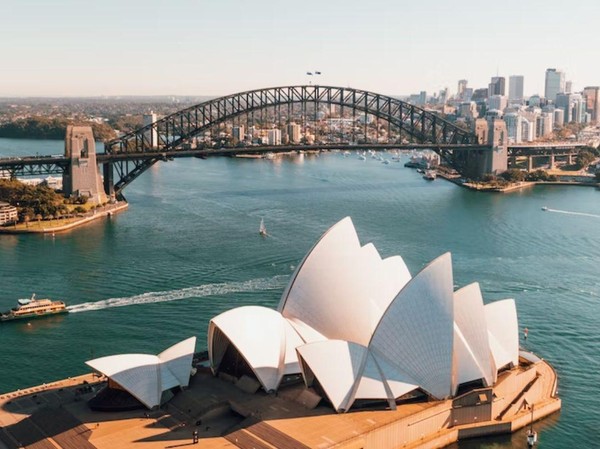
2, 0, 599, 97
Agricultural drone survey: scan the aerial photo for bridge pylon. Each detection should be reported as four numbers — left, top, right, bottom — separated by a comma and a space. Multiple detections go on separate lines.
63, 126, 108, 205
457, 118, 508, 178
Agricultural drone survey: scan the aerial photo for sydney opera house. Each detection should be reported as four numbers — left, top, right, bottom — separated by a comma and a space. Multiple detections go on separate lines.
0, 218, 560, 449
208, 217, 522, 412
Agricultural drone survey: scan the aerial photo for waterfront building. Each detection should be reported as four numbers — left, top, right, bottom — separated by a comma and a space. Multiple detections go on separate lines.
142, 111, 158, 148
287, 123, 301, 143
209, 217, 520, 412
508, 75, 524, 103
0, 201, 18, 225
544, 68, 565, 102
232, 125, 245, 143
583, 86, 600, 124
488, 76, 505, 97
267, 128, 282, 145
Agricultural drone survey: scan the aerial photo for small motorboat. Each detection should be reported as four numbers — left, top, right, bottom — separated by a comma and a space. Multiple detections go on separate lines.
541, 206, 548, 211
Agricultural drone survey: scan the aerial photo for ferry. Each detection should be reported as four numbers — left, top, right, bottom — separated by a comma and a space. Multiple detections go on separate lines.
0, 294, 68, 322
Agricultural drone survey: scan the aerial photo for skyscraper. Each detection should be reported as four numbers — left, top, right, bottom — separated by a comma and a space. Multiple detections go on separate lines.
544, 68, 565, 102
457, 79, 468, 99
583, 86, 600, 124
488, 77, 505, 97
508, 76, 524, 103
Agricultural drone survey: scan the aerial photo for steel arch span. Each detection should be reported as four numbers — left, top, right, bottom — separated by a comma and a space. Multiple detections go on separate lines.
104, 85, 482, 194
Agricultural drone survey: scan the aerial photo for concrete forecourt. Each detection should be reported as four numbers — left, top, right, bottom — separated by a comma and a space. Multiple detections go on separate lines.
0, 218, 561, 449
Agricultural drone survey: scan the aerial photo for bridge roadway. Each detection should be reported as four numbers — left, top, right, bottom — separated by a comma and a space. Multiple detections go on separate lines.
0, 141, 586, 176
0, 143, 486, 177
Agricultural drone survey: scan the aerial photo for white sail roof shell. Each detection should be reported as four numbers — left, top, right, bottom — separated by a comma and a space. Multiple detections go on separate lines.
453, 283, 496, 387
279, 217, 411, 346
370, 253, 455, 400
208, 306, 304, 392
86, 336, 196, 409
297, 340, 368, 413
485, 299, 519, 369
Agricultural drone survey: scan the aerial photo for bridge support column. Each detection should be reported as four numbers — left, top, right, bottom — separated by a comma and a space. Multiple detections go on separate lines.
103, 162, 115, 201
527, 156, 534, 171
567, 153, 574, 165
549, 154, 555, 169
510, 155, 517, 168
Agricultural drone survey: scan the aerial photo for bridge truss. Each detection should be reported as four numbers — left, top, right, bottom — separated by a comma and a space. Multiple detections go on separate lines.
104, 85, 482, 194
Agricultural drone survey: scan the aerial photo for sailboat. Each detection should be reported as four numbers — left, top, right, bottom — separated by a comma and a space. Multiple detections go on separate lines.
259, 218, 268, 237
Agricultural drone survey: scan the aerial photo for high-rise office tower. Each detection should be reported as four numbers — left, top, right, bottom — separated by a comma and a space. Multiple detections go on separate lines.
508, 76, 524, 103
488, 77, 505, 97
544, 68, 565, 102
583, 86, 600, 124
457, 79, 468, 99
565, 80, 573, 93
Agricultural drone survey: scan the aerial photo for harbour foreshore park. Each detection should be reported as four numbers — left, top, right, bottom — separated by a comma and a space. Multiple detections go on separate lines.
0, 218, 561, 449
0, 125, 127, 234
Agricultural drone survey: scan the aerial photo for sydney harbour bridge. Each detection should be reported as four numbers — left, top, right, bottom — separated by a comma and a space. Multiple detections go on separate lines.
0, 85, 529, 198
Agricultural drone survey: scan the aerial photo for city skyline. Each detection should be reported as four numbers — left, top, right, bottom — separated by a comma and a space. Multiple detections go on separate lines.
2, 0, 600, 97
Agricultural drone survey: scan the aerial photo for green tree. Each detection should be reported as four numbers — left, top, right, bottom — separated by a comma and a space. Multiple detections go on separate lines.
575, 151, 595, 170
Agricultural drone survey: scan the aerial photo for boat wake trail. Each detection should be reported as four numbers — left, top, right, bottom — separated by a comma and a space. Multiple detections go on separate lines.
545, 208, 600, 219
66, 275, 289, 313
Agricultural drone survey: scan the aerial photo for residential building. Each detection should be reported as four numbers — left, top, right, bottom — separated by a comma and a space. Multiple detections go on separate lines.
267, 129, 281, 145
554, 108, 565, 127
232, 125, 245, 143
504, 112, 523, 143
287, 123, 301, 143
0, 201, 18, 225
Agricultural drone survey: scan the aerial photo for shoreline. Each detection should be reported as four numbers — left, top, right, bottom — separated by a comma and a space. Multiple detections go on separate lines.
437, 171, 599, 192
0, 201, 128, 234
0, 357, 561, 449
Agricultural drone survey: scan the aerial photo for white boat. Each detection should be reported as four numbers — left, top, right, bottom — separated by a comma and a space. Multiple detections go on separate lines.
259, 218, 268, 237
358, 154, 366, 161
541, 206, 548, 211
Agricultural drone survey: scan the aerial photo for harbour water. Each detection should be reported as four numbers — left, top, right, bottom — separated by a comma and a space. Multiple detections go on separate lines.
1, 138, 599, 448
